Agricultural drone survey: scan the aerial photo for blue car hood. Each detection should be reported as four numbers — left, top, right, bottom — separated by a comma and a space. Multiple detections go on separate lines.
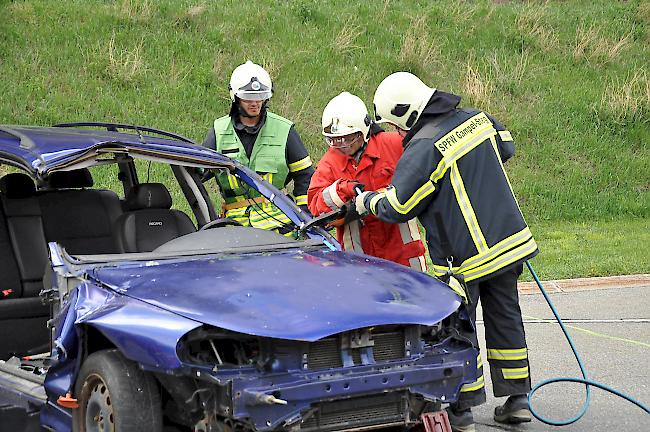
92, 249, 460, 341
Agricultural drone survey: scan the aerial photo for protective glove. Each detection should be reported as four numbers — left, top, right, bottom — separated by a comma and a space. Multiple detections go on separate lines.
342, 201, 361, 224
336, 179, 365, 203
355, 191, 373, 216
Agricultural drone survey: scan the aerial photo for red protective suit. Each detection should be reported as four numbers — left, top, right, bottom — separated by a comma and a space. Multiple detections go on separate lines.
308, 131, 427, 270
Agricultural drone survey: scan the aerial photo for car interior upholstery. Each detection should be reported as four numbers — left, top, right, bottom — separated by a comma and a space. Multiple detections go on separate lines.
38, 169, 124, 255
0, 170, 196, 358
114, 183, 196, 253
0, 173, 50, 359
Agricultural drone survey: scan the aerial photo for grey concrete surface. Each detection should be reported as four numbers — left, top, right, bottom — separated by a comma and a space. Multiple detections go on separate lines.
472, 285, 650, 431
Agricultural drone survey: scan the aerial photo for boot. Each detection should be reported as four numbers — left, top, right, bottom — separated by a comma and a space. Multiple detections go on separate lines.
445, 406, 475, 432
494, 394, 532, 424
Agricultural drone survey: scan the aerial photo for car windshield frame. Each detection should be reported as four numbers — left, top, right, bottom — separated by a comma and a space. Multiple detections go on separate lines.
50, 238, 327, 267
0, 123, 339, 264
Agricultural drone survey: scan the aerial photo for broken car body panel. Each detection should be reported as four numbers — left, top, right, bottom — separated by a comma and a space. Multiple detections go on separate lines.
0, 124, 477, 432
91, 249, 461, 341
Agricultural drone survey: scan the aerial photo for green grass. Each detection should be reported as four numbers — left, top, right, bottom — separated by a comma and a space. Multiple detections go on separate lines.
423, 218, 650, 281
0, 0, 648, 279
523, 218, 650, 280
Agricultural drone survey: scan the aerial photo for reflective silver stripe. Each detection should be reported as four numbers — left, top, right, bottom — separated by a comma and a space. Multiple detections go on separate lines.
487, 348, 528, 361
227, 173, 239, 190
342, 220, 363, 252
369, 192, 385, 214
502, 366, 529, 380
323, 180, 343, 210
450, 163, 488, 253
490, 136, 523, 211
408, 219, 422, 241
288, 156, 312, 172
225, 208, 251, 226
432, 263, 459, 276
398, 222, 413, 244
417, 255, 427, 271
294, 195, 307, 206
460, 352, 484, 392
498, 130, 513, 141
408, 257, 422, 271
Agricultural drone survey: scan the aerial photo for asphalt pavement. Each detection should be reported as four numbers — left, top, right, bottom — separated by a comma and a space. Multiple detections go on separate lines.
472, 282, 650, 431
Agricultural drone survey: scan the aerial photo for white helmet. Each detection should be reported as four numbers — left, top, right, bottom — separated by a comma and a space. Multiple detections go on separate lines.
229, 60, 273, 101
321, 92, 371, 140
373, 72, 436, 130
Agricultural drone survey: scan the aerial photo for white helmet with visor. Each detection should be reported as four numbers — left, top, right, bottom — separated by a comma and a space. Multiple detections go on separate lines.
373, 72, 435, 131
321, 92, 371, 149
229, 60, 273, 101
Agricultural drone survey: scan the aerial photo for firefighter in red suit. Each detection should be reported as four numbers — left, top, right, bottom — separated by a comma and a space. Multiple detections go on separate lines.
308, 92, 427, 270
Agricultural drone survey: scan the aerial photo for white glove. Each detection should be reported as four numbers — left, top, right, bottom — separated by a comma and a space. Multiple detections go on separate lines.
355, 191, 372, 216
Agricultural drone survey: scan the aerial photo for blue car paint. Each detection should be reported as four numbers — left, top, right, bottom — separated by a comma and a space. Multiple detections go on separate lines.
229, 343, 476, 430
40, 279, 203, 431
91, 249, 461, 342
75, 283, 202, 370
0, 125, 477, 431
0, 125, 317, 233
0, 126, 234, 173
38, 244, 469, 430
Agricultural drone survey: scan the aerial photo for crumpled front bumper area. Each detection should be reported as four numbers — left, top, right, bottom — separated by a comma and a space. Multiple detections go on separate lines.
226, 343, 476, 431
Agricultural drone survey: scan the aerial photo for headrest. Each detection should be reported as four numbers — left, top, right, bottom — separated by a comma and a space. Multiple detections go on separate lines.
0, 173, 36, 199
126, 183, 172, 210
47, 168, 94, 189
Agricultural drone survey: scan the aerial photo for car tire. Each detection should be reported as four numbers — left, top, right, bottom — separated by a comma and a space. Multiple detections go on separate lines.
73, 348, 162, 432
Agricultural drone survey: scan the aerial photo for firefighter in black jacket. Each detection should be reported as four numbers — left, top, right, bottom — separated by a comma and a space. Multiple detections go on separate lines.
356, 72, 538, 432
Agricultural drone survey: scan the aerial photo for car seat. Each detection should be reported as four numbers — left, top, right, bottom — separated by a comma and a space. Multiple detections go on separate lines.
114, 183, 195, 252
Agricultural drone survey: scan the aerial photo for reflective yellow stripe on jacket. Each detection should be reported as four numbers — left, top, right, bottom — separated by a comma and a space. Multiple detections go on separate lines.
450, 163, 488, 253
288, 156, 313, 172
382, 113, 496, 217
430, 113, 496, 183
383, 112, 536, 282
431, 226, 537, 282
294, 195, 308, 206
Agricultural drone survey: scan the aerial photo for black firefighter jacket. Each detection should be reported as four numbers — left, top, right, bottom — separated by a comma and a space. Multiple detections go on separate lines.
363, 92, 538, 282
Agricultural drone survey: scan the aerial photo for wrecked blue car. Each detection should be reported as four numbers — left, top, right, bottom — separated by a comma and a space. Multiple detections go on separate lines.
0, 123, 477, 432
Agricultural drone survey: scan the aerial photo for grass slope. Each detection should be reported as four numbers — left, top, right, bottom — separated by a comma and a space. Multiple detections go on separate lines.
0, 0, 648, 279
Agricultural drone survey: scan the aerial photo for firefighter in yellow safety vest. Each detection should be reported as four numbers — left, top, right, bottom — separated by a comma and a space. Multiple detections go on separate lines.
202, 61, 314, 232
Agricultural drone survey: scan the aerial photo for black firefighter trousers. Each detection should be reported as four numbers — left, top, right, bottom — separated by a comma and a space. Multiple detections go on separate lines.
455, 263, 531, 410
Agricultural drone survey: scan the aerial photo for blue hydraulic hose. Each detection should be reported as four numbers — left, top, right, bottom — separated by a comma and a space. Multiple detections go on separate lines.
525, 261, 650, 425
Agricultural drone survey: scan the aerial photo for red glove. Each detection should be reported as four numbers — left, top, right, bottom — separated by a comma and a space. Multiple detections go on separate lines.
336, 180, 365, 203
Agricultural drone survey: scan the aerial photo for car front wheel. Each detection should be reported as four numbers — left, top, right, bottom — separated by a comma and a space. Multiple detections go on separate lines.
73, 348, 162, 432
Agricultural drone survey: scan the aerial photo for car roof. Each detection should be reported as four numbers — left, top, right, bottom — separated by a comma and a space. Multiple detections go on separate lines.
0, 124, 234, 175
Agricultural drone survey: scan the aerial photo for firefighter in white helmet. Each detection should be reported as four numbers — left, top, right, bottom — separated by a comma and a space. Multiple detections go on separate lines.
307, 92, 426, 270
202, 61, 314, 232
355, 72, 538, 431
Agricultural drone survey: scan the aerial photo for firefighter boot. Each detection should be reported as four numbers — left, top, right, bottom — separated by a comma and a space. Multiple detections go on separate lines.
494, 394, 532, 424
445, 406, 475, 432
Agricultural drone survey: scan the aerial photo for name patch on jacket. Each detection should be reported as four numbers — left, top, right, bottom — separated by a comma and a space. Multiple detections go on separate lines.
435, 112, 492, 156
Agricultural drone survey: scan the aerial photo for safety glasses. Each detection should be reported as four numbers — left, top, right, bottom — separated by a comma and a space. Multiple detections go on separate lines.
325, 132, 363, 149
